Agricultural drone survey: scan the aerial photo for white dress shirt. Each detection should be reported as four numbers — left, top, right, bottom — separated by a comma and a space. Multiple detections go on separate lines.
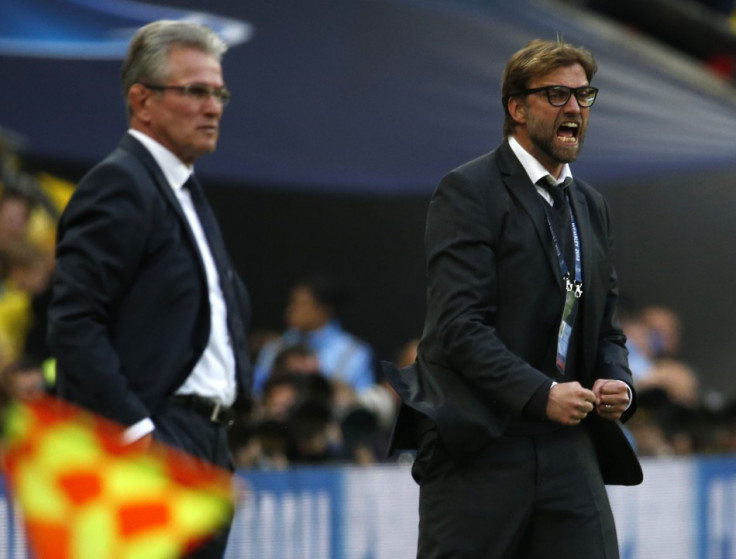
508, 136, 573, 206
123, 130, 236, 443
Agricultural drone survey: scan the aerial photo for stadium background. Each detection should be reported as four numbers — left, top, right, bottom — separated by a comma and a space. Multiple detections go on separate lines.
4, 0, 736, 557
4, 0, 736, 397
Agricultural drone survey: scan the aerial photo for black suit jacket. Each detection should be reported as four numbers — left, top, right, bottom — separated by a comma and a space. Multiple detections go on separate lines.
386, 140, 642, 485
48, 133, 252, 426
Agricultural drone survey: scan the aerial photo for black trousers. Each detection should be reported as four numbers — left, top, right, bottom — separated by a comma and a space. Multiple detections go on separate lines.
413, 424, 619, 559
153, 399, 234, 559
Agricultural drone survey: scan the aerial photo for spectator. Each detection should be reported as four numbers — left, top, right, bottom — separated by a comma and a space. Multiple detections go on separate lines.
340, 406, 381, 465
618, 306, 655, 381
0, 357, 47, 404
235, 344, 344, 467
0, 241, 52, 363
636, 357, 700, 409
0, 188, 34, 257
270, 342, 321, 379
231, 419, 290, 470
251, 344, 331, 420
641, 305, 682, 359
287, 399, 340, 464
258, 374, 305, 422
254, 274, 377, 394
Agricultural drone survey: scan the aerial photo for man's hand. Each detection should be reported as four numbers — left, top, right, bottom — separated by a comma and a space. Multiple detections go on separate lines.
592, 379, 630, 420
546, 381, 598, 425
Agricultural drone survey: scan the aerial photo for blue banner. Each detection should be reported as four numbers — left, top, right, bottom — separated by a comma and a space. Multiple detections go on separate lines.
0, 0, 252, 59
3, 0, 736, 194
3, 459, 736, 559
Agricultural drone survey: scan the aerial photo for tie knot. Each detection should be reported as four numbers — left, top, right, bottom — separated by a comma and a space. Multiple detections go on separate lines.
539, 174, 572, 189
184, 173, 205, 201
538, 175, 571, 207
538, 175, 555, 188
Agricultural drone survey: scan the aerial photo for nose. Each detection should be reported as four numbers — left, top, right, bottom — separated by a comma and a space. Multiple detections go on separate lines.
203, 93, 224, 115
562, 94, 582, 112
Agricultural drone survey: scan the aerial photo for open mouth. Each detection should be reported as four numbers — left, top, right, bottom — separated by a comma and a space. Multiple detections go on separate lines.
557, 121, 579, 145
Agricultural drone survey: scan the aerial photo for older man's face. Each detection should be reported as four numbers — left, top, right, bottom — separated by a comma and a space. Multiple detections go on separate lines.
140, 46, 226, 165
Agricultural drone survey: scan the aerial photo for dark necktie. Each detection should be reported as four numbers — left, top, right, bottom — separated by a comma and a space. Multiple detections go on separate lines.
184, 173, 250, 392
537, 176, 573, 267
538, 175, 571, 215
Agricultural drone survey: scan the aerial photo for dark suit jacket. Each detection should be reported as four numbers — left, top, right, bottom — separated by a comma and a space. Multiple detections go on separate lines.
48, 133, 252, 427
386, 140, 642, 485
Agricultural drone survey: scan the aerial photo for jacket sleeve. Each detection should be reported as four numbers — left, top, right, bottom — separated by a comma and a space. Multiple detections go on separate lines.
424, 170, 551, 416
48, 162, 152, 426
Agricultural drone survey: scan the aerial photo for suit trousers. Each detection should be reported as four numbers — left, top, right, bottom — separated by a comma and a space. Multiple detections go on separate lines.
153, 399, 234, 559
413, 423, 619, 559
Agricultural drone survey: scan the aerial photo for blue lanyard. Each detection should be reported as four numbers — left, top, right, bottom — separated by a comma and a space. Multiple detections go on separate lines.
542, 193, 583, 298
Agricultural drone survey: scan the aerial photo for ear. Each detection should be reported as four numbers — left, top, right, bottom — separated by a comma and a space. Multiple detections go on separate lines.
507, 96, 527, 127
128, 83, 153, 123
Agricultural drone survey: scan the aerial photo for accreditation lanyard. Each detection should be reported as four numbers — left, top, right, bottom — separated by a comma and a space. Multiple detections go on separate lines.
542, 195, 583, 374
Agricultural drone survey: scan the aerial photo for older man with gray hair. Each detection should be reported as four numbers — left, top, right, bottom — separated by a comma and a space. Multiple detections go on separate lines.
48, 20, 252, 558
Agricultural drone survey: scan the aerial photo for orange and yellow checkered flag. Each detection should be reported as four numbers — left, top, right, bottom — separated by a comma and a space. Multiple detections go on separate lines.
1, 395, 235, 559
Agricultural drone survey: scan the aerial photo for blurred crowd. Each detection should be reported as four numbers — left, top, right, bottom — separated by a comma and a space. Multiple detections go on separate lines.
621, 304, 736, 457
1, 130, 736, 468
582, 0, 736, 82
234, 294, 736, 468
0, 131, 72, 413
229, 272, 415, 469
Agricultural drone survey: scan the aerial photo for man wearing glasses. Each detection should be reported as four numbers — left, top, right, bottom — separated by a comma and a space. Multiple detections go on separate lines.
48, 20, 251, 558
385, 39, 642, 558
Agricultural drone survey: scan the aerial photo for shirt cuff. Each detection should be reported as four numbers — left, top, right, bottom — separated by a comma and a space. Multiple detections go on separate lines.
122, 418, 155, 444
613, 380, 634, 410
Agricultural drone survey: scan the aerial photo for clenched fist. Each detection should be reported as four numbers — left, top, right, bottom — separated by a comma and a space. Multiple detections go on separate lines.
546, 381, 597, 425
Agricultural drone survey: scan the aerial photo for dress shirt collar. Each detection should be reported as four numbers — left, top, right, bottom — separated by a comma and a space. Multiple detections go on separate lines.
508, 136, 573, 186
127, 129, 192, 190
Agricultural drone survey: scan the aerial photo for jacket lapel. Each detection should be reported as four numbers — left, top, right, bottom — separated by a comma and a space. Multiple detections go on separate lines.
118, 134, 207, 276
497, 142, 562, 289
119, 134, 187, 219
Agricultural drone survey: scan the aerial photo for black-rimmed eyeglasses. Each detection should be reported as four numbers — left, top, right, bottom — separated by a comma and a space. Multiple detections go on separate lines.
141, 83, 232, 106
520, 85, 598, 108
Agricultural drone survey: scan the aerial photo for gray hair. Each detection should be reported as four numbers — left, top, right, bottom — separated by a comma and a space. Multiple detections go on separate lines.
121, 20, 228, 118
